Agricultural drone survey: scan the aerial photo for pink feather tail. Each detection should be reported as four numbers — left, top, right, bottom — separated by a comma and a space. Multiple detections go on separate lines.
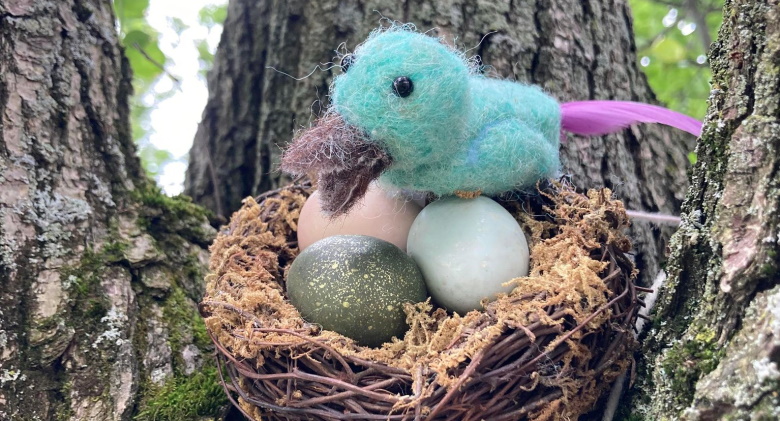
560, 100, 702, 137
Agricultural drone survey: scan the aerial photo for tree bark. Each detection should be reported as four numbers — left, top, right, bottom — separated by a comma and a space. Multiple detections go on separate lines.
625, 0, 780, 418
0, 1, 225, 419
185, 0, 695, 291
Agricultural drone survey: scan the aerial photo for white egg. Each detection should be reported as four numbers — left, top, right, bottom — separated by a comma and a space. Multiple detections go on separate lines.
407, 196, 530, 314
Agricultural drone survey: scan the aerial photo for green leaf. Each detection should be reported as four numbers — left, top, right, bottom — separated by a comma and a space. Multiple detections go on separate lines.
195, 39, 214, 69
138, 143, 175, 178
630, 0, 670, 45
125, 41, 166, 87
651, 37, 687, 63
115, 1, 168, 99
123, 28, 152, 49
115, 0, 151, 30
629, 0, 723, 120
169, 17, 189, 36
198, 4, 228, 28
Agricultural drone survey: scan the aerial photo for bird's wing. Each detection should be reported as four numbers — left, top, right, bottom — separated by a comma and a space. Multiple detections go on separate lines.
454, 118, 560, 195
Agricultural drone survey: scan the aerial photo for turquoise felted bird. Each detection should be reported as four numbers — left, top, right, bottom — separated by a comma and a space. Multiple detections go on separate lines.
281, 26, 701, 215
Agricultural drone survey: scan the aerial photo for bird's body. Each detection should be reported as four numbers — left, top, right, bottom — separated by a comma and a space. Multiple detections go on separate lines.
281, 27, 701, 215
382, 77, 561, 195
328, 28, 562, 197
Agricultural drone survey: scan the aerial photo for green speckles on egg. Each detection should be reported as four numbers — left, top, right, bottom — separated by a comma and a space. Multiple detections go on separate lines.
286, 235, 428, 347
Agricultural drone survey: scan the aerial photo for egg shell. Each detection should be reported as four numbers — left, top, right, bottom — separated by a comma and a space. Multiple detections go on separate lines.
407, 196, 529, 315
296, 183, 422, 251
286, 235, 428, 347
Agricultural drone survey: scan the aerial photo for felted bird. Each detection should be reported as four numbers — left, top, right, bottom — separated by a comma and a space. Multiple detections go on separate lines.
281, 26, 701, 215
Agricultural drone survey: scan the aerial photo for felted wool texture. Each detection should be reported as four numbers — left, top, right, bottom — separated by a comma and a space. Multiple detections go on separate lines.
331, 27, 562, 197
332, 27, 471, 170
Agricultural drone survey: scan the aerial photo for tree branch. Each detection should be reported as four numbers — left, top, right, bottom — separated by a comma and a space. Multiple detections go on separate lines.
685, 0, 714, 53
132, 42, 182, 85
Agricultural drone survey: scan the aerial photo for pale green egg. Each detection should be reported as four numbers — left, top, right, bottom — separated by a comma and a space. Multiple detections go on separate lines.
286, 235, 427, 347
407, 196, 530, 314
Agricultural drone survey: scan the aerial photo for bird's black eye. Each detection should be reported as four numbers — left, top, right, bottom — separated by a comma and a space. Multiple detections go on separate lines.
340, 54, 355, 72
392, 76, 414, 98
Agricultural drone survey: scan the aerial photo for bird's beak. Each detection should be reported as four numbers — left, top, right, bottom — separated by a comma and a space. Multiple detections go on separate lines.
281, 113, 392, 216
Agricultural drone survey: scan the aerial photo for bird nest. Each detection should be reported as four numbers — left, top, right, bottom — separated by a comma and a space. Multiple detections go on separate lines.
199, 181, 641, 421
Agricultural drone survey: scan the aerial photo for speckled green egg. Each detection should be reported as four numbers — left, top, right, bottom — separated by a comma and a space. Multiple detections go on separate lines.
286, 235, 427, 347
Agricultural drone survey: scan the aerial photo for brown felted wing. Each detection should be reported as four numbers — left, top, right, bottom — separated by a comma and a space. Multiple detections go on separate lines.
281, 114, 391, 216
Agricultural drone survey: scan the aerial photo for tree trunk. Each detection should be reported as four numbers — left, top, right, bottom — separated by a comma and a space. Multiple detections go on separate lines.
0, 1, 226, 419
625, 0, 780, 418
185, 0, 695, 290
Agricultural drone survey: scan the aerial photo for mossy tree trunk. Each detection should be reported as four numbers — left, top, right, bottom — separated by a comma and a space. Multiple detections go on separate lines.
0, 1, 226, 419
625, 0, 780, 418
185, 0, 695, 291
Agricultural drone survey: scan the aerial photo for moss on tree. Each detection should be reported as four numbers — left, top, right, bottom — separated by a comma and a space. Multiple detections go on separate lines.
135, 363, 227, 421
626, 0, 780, 418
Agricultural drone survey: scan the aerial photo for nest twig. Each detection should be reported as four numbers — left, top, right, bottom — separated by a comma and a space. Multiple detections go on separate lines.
200, 181, 640, 421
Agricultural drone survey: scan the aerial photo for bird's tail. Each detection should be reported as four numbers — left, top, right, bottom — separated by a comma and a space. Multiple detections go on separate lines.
560, 100, 702, 137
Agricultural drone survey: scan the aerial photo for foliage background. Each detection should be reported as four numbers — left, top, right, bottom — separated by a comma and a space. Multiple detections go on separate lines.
114, 0, 722, 192
629, 0, 723, 120
114, 0, 227, 192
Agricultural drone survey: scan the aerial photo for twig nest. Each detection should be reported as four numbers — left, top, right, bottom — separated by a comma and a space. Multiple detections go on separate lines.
200, 181, 640, 421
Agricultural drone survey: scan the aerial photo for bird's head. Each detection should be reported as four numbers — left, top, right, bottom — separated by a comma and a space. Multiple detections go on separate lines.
332, 29, 471, 167
282, 28, 472, 215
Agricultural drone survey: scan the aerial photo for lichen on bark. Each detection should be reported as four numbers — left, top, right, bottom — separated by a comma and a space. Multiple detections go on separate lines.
0, 1, 226, 419
625, 0, 780, 418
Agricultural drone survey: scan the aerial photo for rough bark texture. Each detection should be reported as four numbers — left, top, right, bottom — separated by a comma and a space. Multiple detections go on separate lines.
625, 0, 780, 419
185, 0, 696, 288
0, 1, 226, 419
